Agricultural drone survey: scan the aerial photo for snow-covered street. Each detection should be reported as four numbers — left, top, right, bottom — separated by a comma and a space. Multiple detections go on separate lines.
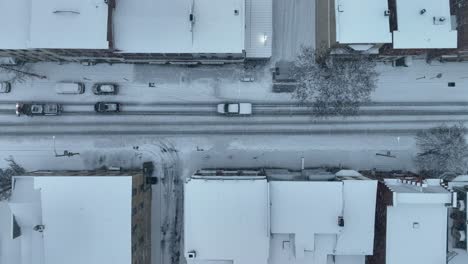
0, 133, 418, 264
1, 0, 468, 263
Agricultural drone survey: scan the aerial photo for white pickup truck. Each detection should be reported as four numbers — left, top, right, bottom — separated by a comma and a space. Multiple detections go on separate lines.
217, 103, 252, 115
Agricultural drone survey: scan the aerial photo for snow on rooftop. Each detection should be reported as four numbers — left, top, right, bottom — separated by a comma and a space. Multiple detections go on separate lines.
185, 177, 377, 264
9, 176, 132, 264
270, 180, 376, 260
270, 182, 343, 257
386, 205, 447, 264
184, 177, 270, 264
245, 0, 272, 58
335, 180, 377, 255
29, 0, 109, 49
335, 0, 392, 44
0, 0, 30, 49
114, 0, 245, 54
384, 178, 452, 205
392, 0, 457, 49
384, 178, 452, 264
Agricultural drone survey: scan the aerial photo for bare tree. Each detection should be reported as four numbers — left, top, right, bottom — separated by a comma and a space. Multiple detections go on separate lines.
415, 124, 468, 177
0, 157, 25, 201
0, 64, 47, 83
292, 46, 379, 116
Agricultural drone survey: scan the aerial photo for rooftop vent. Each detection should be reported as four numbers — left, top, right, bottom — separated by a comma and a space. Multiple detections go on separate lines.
187, 250, 197, 259
434, 16, 447, 25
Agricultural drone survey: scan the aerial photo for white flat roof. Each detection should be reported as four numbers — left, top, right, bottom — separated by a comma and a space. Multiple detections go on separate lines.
384, 179, 452, 205
393, 0, 457, 49
245, 0, 272, 58
270, 180, 376, 258
185, 177, 377, 264
10, 176, 132, 264
335, 0, 392, 44
29, 0, 109, 49
270, 181, 343, 254
0, 0, 30, 49
335, 180, 377, 255
114, 0, 245, 54
386, 205, 447, 264
184, 178, 270, 264
384, 178, 450, 264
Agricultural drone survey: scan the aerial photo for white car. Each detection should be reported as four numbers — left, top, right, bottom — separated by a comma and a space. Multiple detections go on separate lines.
0, 82, 11, 93
217, 103, 252, 115
93, 83, 118, 95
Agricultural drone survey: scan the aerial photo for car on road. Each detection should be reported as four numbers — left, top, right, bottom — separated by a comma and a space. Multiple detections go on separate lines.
92, 83, 118, 95
94, 102, 120, 113
55, 82, 85, 94
217, 103, 252, 115
16, 102, 62, 116
0, 82, 11, 93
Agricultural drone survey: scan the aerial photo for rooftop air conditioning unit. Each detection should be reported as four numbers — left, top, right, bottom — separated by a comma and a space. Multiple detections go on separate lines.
187, 250, 197, 259
384, 10, 391, 16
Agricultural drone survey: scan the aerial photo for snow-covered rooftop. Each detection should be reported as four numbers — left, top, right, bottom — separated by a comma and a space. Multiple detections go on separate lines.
384, 178, 452, 205
8, 176, 132, 264
245, 0, 272, 58
384, 178, 453, 264
392, 0, 457, 49
0, 0, 30, 49
29, 0, 109, 49
0, 0, 109, 49
270, 180, 376, 261
185, 176, 377, 264
335, 0, 392, 44
114, 0, 245, 54
184, 177, 270, 264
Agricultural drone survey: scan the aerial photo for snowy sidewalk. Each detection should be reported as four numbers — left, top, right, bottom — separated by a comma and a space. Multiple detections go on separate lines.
1, 59, 468, 104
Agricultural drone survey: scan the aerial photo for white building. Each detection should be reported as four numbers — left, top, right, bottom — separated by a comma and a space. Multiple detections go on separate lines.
316, 0, 458, 55
6, 172, 152, 264
371, 179, 455, 264
0, 0, 272, 63
392, 0, 458, 49
0, 0, 111, 50
184, 170, 378, 264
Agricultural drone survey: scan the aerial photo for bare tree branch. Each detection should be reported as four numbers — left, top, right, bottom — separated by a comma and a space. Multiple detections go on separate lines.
0, 157, 26, 201
292, 46, 379, 116
415, 124, 468, 177
0, 64, 47, 84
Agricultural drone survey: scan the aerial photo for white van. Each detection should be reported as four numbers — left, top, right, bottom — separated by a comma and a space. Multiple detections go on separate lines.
55, 82, 85, 94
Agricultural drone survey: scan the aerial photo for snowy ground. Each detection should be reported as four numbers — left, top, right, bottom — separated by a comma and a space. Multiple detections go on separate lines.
0, 133, 418, 264
1, 0, 468, 263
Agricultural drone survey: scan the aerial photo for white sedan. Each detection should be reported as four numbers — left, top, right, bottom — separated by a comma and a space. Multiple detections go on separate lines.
217, 103, 252, 115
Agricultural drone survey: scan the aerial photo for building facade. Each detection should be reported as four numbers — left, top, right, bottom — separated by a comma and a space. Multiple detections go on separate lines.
316, 0, 459, 62
368, 178, 455, 264
7, 169, 152, 264
185, 169, 378, 264
0, 0, 272, 64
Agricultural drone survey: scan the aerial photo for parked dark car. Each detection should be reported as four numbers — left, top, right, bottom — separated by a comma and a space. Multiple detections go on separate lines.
16, 102, 62, 116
